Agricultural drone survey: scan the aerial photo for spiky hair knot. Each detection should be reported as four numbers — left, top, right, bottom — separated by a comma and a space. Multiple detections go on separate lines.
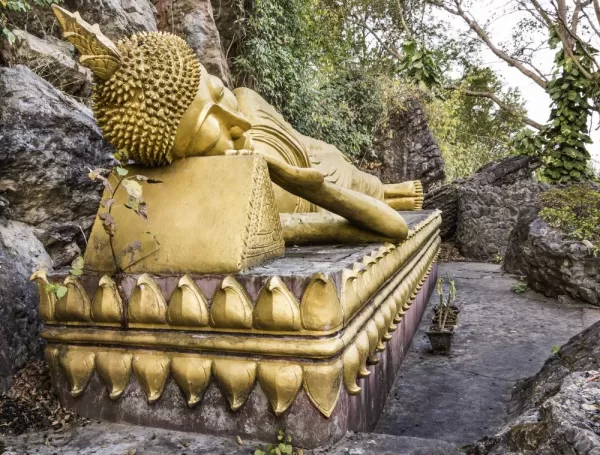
92, 32, 201, 166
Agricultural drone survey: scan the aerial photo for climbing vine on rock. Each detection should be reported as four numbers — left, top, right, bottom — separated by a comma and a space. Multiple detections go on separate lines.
515, 44, 595, 183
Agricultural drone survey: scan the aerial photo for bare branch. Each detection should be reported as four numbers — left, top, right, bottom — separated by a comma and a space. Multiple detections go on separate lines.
447, 86, 543, 129
432, 0, 548, 88
350, 15, 404, 61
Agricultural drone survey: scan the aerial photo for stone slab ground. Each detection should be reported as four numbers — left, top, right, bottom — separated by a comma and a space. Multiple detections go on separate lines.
3, 262, 599, 454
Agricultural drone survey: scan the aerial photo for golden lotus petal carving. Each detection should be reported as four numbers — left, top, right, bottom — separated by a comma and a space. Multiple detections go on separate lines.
361, 256, 379, 295
254, 277, 301, 331
55, 276, 92, 322
132, 352, 170, 403
300, 272, 342, 331
341, 268, 361, 323
59, 348, 95, 397
366, 320, 380, 364
44, 346, 60, 394
171, 355, 212, 408
30, 269, 56, 322
96, 351, 132, 400
352, 262, 370, 304
342, 343, 361, 395
213, 359, 257, 411
303, 359, 343, 417
167, 275, 209, 327
258, 362, 303, 415
209, 276, 253, 329
355, 330, 371, 377
91, 275, 123, 323
128, 274, 167, 324
374, 311, 387, 351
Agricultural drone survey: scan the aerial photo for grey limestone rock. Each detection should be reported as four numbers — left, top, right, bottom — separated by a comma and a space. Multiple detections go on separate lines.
8, 30, 92, 97
472, 320, 600, 454
424, 155, 541, 258
503, 201, 600, 306
368, 98, 445, 193
0, 65, 114, 267
158, 0, 231, 85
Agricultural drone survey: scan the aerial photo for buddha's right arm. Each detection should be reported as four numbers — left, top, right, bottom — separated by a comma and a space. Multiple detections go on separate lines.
226, 150, 409, 240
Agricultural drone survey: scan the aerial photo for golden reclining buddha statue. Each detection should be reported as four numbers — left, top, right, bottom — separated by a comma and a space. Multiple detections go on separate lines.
52, 6, 424, 273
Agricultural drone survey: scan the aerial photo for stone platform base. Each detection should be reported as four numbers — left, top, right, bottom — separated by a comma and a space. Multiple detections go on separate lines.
51, 264, 437, 448
36, 211, 441, 449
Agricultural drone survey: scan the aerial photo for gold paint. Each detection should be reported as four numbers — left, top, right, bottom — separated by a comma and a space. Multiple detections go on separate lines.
366, 320, 380, 364
44, 346, 60, 394
355, 331, 371, 377
254, 277, 301, 331
132, 352, 170, 403
59, 348, 95, 397
258, 363, 303, 415
96, 351, 132, 399
341, 268, 361, 322
303, 360, 343, 418
213, 359, 257, 411
30, 269, 56, 322
167, 275, 209, 327
342, 343, 362, 395
210, 276, 253, 329
55, 276, 92, 322
42, 232, 441, 359
374, 311, 388, 351
128, 274, 167, 324
300, 273, 343, 331
171, 356, 212, 408
91, 275, 123, 323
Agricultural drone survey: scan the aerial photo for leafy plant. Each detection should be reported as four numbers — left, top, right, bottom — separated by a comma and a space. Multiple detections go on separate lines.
88, 165, 162, 274
435, 274, 456, 331
254, 428, 298, 455
539, 183, 600, 254
511, 281, 528, 294
1, 0, 59, 44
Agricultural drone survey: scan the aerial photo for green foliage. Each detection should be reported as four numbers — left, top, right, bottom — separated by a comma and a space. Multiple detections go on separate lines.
511, 282, 528, 294
45, 282, 67, 299
1, 0, 59, 44
399, 39, 443, 93
426, 67, 527, 181
253, 428, 297, 455
515, 46, 595, 183
539, 183, 600, 252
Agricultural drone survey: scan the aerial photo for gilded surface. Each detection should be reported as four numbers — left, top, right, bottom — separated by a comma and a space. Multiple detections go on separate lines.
42, 234, 439, 417
52, 6, 428, 278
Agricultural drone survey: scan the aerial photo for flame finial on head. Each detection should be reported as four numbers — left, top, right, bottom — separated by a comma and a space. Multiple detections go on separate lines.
52, 5, 121, 80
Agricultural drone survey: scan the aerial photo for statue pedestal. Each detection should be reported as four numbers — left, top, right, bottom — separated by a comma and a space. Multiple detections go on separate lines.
37, 211, 441, 449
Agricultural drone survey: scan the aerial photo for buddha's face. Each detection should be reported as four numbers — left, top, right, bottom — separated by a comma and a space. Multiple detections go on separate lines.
171, 70, 252, 159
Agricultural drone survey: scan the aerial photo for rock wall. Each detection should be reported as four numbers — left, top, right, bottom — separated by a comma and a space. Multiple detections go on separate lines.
504, 205, 600, 306
471, 321, 600, 454
424, 155, 541, 262
368, 99, 445, 193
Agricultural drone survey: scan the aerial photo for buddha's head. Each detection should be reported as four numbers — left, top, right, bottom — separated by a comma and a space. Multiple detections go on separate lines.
53, 5, 252, 167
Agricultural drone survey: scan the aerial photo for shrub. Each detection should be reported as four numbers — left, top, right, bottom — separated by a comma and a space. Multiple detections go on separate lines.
539, 183, 600, 249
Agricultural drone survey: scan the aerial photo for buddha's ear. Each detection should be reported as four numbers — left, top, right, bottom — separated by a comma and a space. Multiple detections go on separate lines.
52, 5, 121, 80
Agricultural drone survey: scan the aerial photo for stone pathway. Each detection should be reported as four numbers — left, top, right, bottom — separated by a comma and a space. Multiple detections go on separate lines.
375, 262, 600, 446
3, 262, 598, 454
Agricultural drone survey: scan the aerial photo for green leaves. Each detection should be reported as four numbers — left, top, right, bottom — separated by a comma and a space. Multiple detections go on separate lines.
46, 283, 68, 299
253, 429, 295, 455
69, 256, 84, 276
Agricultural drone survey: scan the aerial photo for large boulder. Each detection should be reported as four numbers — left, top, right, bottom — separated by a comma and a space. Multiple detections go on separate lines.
471, 321, 600, 454
157, 0, 230, 84
424, 155, 541, 249
503, 205, 600, 306
455, 178, 541, 262
5, 30, 92, 98
0, 65, 114, 267
0, 221, 51, 392
5, 0, 156, 41
369, 99, 445, 193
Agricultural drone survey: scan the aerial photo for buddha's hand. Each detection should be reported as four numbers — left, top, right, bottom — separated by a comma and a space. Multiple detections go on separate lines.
225, 149, 324, 189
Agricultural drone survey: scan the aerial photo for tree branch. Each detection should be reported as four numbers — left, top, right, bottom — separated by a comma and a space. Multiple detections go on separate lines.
351, 15, 404, 61
447, 86, 543, 129
432, 0, 548, 89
